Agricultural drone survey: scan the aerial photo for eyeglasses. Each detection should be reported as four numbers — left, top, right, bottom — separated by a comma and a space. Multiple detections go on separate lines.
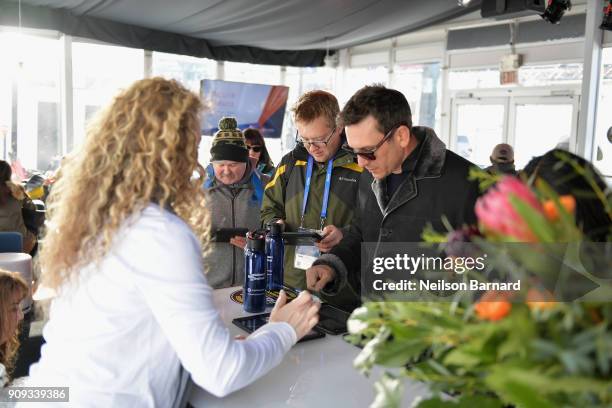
342, 124, 405, 161
296, 126, 337, 148
247, 145, 263, 153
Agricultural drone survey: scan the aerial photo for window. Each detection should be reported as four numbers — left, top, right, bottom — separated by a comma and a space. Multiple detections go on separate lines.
513, 102, 575, 169
453, 103, 506, 167
301, 66, 336, 94
152, 52, 217, 93
280, 66, 337, 158
449, 68, 500, 90
0, 31, 62, 174
594, 48, 612, 179
341, 65, 388, 104
72, 42, 144, 148
450, 64, 584, 90
518, 63, 583, 87
224, 62, 281, 85
0, 49, 11, 162
282, 67, 302, 156
393, 62, 441, 132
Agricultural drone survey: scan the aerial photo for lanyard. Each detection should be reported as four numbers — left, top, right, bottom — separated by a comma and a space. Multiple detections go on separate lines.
300, 155, 334, 230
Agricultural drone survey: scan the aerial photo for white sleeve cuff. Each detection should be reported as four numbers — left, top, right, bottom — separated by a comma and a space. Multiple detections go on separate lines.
251, 321, 297, 348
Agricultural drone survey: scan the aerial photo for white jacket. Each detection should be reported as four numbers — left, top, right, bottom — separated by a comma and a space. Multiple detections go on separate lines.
22, 205, 296, 407
0, 363, 7, 388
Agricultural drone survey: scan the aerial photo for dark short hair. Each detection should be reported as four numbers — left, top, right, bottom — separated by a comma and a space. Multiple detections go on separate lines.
522, 149, 611, 242
340, 85, 412, 134
0, 160, 11, 183
243, 127, 265, 146
243, 128, 274, 170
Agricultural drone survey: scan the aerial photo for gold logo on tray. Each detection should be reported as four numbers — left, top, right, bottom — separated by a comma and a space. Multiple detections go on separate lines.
230, 289, 298, 305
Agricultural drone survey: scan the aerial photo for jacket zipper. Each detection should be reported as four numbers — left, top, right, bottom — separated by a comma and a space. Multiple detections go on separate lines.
231, 192, 236, 286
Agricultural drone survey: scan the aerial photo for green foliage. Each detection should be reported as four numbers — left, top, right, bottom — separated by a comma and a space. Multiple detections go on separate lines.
554, 150, 612, 221
417, 394, 503, 408
468, 167, 501, 192
350, 300, 612, 407
507, 194, 556, 242
535, 179, 582, 241
371, 373, 404, 408
421, 223, 449, 243
354, 154, 612, 408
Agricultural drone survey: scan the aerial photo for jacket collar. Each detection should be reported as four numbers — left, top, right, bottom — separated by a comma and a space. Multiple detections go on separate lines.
404, 126, 447, 180
204, 161, 265, 204
204, 161, 254, 190
371, 126, 447, 216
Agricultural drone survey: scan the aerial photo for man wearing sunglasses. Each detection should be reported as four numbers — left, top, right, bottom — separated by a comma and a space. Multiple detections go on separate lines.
261, 90, 363, 310
305, 85, 480, 297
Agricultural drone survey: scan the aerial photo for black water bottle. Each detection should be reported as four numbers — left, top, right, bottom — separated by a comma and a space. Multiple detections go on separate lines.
243, 231, 267, 313
266, 223, 285, 291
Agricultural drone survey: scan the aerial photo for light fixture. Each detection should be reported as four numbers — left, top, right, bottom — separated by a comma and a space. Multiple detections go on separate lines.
323, 38, 338, 68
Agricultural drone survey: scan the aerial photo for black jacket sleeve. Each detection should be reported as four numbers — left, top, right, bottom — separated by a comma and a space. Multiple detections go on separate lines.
313, 177, 366, 295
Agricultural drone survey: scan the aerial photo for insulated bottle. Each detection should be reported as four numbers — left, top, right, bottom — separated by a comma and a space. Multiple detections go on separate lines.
265, 223, 285, 291
243, 231, 267, 313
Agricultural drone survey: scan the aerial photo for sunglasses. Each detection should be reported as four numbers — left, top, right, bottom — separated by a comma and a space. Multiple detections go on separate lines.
342, 123, 405, 161
295, 126, 337, 148
247, 145, 263, 153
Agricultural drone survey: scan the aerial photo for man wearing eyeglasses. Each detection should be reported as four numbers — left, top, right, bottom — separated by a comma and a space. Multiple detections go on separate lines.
261, 90, 362, 310
305, 85, 480, 297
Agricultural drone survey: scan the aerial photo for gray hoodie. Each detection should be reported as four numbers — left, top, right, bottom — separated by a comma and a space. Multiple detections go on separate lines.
203, 162, 270, 288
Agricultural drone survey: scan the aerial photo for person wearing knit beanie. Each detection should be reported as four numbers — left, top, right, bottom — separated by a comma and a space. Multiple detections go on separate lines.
203, 117, 271, 287
210, 117, 249, 164
208, 117, 250, 186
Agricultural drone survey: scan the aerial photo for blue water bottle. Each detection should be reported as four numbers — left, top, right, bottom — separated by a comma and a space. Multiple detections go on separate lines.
243, 231, 267, 313
266, 223, 285, 291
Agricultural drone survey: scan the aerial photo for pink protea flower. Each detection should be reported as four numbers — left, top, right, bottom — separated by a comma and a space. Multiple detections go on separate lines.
475, 176, 542, 242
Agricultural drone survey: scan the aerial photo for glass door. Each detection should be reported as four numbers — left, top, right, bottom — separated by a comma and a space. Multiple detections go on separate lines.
450, 94, 579, 171
450, 98, 508, 168
508, 96, 579, 169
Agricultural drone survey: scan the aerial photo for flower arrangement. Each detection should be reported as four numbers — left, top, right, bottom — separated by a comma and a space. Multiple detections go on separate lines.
347, 154, 612, 408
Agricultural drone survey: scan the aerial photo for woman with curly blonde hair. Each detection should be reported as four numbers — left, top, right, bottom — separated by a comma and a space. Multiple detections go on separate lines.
0, 269, 28, 387
24, 78, 319, 407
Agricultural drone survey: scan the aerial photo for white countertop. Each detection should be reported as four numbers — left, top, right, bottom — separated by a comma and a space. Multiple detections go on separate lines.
188, 287, 430, 408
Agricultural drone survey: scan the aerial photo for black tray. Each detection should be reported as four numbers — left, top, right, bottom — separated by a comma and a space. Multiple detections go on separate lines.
232, 313, 326, 343
317, 303, 350, 335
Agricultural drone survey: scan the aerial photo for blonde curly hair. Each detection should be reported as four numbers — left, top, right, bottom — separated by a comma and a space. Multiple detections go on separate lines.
0, 269, 28, 378
41, 77, 209, 289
